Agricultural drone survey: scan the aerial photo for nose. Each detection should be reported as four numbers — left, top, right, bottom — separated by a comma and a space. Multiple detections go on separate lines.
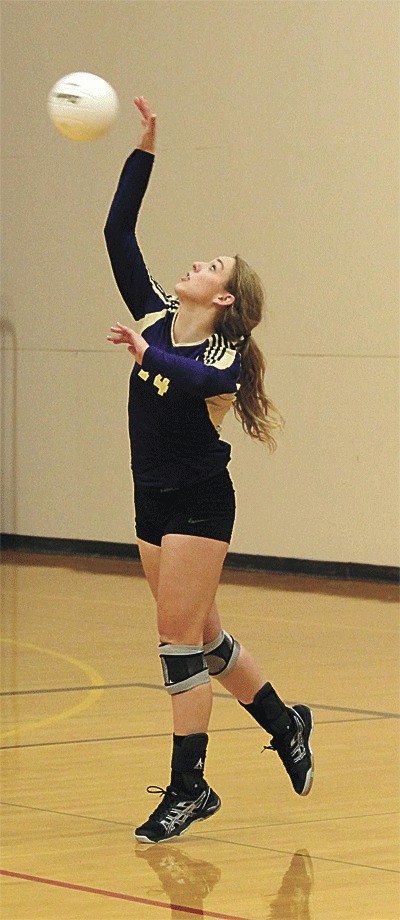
192, 262, 202, 272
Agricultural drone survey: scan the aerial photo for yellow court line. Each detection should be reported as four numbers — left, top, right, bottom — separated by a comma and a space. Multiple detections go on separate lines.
0, 638, 105, 740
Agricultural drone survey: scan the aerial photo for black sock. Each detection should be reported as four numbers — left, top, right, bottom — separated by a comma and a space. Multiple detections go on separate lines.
239, 682, 294, 738
171, 733, 208, 794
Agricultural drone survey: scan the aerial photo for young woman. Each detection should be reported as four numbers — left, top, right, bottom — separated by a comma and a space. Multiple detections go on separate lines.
105, 97, 313, 844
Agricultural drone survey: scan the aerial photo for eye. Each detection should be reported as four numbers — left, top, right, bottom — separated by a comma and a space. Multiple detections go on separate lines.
209, 263, 217, 271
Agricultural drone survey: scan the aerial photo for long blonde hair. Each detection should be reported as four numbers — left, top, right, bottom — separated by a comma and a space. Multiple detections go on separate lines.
215, 255, 284, 452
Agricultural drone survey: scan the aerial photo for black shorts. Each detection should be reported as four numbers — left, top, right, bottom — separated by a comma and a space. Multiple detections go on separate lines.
134, 468, 236, 547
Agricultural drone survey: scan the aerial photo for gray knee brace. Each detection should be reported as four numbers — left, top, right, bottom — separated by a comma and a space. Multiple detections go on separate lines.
159, 644, 210, 695
203, 629, 240, 677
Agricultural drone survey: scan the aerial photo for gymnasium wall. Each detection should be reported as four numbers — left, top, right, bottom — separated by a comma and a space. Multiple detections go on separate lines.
1, 0, 399, 566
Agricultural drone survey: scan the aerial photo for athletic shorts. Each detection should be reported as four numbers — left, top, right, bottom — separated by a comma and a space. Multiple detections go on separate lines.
134, 468, 236, 547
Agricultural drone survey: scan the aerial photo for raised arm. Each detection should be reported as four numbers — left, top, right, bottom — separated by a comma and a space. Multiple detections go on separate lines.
104, 98, 173, 320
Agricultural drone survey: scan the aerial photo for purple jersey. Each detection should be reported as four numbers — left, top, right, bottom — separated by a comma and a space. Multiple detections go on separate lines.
104, 149, 241, 489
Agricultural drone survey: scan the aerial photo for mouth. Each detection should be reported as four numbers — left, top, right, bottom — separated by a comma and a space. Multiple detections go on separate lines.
180, 273, 190, 282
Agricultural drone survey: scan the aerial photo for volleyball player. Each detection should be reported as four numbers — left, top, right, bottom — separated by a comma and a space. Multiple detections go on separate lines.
105, 96, 314, 844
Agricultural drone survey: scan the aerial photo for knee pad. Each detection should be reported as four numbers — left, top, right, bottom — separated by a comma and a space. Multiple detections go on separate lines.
203, 629, 240, 677
159, 644, 210, 695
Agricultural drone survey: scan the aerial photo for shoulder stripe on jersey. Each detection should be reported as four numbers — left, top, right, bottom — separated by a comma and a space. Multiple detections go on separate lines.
149, 273, 179, 309
203, 332, 237, 370
215, 336, 228, 363
209, 348, 238, 370
204, 334, 220, 364
212, 335, 224, 363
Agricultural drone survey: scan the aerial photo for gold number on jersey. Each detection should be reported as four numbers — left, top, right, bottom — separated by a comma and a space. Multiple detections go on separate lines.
153, 374, 170, 396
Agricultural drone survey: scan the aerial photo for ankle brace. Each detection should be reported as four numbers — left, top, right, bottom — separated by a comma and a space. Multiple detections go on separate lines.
171, 733, 208, 793
239, 682, 293, 737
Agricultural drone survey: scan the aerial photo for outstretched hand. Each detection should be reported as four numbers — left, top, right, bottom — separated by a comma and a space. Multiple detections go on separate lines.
134, 95, 156, 154
107, 323, 149, 365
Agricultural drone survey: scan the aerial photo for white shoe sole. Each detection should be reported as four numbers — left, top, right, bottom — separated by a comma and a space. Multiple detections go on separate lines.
134, 798, 221, 844
299, 708, 314, 796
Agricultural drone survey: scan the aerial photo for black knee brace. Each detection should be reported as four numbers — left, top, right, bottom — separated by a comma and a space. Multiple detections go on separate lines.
203, 630, 240, 677
159, 644, 210, 695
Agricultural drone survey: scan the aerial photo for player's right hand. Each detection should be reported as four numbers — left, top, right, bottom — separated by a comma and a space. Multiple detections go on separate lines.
107, 323, 149, 366
134, 96, 156, 154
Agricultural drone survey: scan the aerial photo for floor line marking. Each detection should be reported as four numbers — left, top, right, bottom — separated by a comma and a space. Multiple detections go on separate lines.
0, 716, 387, 751
1, 799, 398, 832
195, 837, 400, 875
1, 680, 398, 718
0, 869, 252, 920
0, 639, 104, 741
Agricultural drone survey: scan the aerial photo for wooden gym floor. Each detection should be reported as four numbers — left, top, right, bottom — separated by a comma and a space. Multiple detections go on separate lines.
1, 551, 399, 919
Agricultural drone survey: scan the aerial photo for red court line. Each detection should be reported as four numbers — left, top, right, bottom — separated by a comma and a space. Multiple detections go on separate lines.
0, 869, 252, 920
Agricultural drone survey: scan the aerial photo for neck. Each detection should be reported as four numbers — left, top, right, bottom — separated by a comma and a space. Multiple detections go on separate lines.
173, 302, 218, 345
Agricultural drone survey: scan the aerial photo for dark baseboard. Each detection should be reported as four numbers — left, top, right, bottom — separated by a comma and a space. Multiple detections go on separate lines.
1, 533, 398, 583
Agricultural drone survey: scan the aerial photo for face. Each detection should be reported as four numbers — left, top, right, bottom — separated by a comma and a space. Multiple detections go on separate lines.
175, 256, 236, 308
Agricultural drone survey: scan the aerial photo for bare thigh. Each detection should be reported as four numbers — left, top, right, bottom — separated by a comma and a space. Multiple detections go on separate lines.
138, 536, 226, 645
156, 533, 228, 645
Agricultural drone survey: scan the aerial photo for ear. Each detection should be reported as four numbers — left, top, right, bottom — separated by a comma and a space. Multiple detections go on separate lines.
213, 292, 235, 308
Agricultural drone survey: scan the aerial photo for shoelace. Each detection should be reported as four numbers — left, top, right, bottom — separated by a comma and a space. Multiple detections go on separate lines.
145, 784, 197, 812
144, 784, 202, 830
146, 785, 194, 800
261, 726, 306, 764
146, 785, 168, 796
144, 785, 176, 821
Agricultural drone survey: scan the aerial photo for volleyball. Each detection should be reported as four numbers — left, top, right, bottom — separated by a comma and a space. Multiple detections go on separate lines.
47, 72, 119, 141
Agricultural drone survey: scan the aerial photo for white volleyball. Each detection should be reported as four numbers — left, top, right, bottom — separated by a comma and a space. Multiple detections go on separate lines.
47, 72, 119, 141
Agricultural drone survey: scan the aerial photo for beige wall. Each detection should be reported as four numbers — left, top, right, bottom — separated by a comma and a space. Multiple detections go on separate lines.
1, 0, 399, 565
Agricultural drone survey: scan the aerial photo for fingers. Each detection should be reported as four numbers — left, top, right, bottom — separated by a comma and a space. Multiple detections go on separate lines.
106, 323, 137, 347
134, 95, 156, 121
110, 323, 128, 332
134, 95, 149, 116
110, 322, 133, 335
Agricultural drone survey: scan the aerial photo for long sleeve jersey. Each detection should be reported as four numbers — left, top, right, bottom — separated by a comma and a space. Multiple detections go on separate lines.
104, 149, 241, 490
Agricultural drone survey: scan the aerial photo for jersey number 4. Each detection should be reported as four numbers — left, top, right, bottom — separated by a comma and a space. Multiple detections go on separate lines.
138, 369, 170, 397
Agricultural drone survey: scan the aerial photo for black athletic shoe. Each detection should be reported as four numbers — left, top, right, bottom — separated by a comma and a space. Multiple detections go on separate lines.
134, 783, 221, 844
264, 705, 314, 796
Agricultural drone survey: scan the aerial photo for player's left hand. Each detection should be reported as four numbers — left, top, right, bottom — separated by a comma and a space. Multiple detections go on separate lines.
107, 323, 149, 365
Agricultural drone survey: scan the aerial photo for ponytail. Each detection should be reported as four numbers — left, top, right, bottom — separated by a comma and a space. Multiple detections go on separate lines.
217, 255, 284, 452
234, 335, 284, 451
